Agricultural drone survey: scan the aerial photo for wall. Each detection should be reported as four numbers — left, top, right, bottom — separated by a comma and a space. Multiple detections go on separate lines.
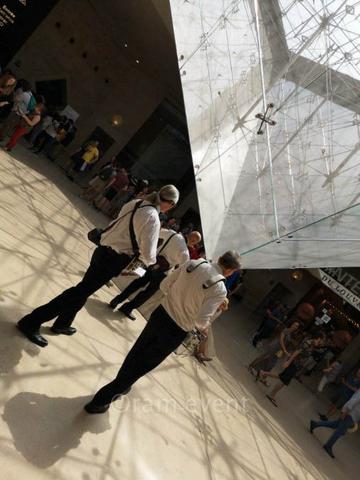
8, 0, 179, 163
241, 269, 318, 313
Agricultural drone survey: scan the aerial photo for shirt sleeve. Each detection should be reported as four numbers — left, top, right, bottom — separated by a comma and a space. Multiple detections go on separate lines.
175, 241, 190, 266
160, 261, 183, 295
196, 287, 227, 329
343, 389, 360, 411
137, 209, 160, 266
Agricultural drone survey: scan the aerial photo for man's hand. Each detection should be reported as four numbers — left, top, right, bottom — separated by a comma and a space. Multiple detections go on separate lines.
196, 326, 209, 338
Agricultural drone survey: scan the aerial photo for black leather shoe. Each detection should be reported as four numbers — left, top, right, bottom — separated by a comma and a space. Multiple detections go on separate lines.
109, 297, 122, 309
84, 402, 110, 414
16, 321, 48, 347
50, 326, 77, 335
323, 444, 335, 459
318, 413, 328, 421
309, 420, 316, 434
119, 304, 136, 321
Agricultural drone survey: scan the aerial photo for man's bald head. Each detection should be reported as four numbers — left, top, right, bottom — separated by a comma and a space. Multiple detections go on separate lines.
187, 231, 202, 247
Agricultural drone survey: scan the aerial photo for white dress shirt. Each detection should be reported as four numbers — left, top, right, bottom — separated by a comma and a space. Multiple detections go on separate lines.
13, 88, 32, 114
45, 119, 60, 138
158, 228, 189, 272
343, 389, 360, 423
101, 199, 160, 266
160, 259, 227, 332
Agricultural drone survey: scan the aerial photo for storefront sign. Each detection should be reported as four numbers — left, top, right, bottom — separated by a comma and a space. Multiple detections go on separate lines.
0, 0, 59, 66
319, 269, 360, 312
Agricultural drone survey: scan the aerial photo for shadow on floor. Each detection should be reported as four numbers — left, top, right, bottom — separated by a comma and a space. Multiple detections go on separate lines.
3, 144, 107, 231
3, 392, 111, 468
0, 317, 41, 374
83, 297, 138, 343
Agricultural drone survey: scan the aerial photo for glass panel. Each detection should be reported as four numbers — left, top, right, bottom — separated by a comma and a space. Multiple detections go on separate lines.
170, 0, 360, 268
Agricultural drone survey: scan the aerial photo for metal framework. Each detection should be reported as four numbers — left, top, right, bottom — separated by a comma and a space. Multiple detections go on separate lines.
169, 0, 360, 268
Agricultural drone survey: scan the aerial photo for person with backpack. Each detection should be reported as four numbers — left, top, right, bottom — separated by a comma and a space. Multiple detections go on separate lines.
259, 336, 324, 407
94, 167, 129, 214
108, 227, 190, 320
84, 250, 241, 414
16, 185, 180, 348
81, 161, 117, 202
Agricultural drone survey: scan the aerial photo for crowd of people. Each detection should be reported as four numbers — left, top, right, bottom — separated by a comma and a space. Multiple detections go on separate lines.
0, 71, 76, 154
248, 299, 360, 458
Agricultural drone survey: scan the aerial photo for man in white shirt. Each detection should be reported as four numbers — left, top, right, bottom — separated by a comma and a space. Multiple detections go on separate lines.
108, 227, 190, 320
85, 250, 241, 413
17, 185, 179, 348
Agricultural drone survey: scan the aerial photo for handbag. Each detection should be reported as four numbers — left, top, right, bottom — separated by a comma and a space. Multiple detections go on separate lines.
87, 201, 156, 269
87, 201, 143, 246
151, 232, 177, 272
87, 228, 103, 245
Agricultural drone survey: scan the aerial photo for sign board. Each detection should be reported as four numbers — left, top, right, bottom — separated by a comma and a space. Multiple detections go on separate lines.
0, 0, 59, 66
319, 269, 360, 312
61, 105, 79, 122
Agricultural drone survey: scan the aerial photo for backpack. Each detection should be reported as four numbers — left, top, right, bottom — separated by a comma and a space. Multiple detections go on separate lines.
99, 164, 114, 181
27, 92, 36, 112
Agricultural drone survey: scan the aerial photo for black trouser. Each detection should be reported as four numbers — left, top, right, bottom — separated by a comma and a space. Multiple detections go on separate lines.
313, 415, 355, 450
90, 305, 187, 406
20, 246, 131, 330
112, 268, 166, 310
33, 130, 48, 149
35, 132, 55, 153
252, 318, 277, 347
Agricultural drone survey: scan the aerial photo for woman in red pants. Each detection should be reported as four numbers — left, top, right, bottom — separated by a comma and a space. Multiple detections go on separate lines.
5, 102, 44, 152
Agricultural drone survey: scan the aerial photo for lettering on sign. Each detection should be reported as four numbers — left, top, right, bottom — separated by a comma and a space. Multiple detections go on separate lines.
0, 0, 59, 65
319, 269, 360, 312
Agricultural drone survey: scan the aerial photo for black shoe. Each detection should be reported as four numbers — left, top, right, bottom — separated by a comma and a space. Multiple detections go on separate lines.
50, 326, 77, 335
323, 444, 335, 459
109, 297, 122, 309
318, 413, 328, 421
119, 304, 136, 321
309, 420, 316, 434
84, 402, 110, 414
16, 321, 48, 347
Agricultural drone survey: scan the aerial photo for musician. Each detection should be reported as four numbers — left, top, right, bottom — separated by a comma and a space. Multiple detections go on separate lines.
85, 251, 241, 414
109, 227, 189, 320
16, 185, 179, 347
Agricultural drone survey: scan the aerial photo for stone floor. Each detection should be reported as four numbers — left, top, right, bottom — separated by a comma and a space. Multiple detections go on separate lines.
0, 144, 358, 480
